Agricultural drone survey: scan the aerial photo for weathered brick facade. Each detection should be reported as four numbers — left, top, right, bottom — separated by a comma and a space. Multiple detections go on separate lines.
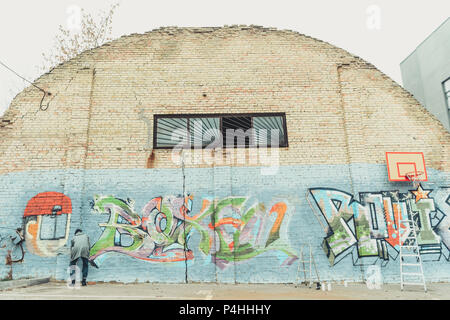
0, 26, 448, 284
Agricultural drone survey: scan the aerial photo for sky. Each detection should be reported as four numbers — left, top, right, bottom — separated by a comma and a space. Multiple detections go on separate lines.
0, 0, 449, 116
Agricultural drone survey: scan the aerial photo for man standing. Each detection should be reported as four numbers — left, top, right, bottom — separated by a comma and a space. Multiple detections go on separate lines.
70, 229, 90, 286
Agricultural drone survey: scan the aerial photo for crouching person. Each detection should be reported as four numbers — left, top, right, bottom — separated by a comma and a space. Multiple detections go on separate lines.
70, 229, 90, 286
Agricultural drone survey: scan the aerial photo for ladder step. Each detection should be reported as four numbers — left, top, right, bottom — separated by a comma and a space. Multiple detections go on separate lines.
399, 228, 426, 291
295, 244, 320, 286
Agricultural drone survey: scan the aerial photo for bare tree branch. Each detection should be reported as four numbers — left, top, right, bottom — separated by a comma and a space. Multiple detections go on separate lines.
40, 3, 119, 73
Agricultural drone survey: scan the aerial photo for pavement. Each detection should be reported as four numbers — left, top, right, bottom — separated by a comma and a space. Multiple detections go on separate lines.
0, 277, 50, 291
0, 280, 449, 300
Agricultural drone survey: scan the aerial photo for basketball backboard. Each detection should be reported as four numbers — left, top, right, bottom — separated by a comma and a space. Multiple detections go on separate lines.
385, 152, 427, 182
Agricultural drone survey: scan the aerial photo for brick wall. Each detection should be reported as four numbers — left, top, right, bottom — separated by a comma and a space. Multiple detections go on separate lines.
0, 26, 449, 284
1, 26, 448, 173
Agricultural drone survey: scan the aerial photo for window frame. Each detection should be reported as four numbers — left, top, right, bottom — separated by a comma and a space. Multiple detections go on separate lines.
443, 77, 450, 112
39, 214, 68, 241
153, 112, 289, 149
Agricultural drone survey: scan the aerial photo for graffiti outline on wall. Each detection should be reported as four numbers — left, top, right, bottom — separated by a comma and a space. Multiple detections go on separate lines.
199, 197, 298, 269
0, 228, 25, 264
23, 192, 72, 257
89, 195, 195, 264
308, 185, 450, 266
89, 195, 298, 268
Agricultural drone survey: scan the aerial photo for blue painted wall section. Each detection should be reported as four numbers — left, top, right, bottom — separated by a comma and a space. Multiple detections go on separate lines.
0, 165, 449, 283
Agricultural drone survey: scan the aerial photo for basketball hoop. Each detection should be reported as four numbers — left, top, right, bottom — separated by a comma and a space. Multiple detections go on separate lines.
385, 152, 428, 182
405, 171, 424, 188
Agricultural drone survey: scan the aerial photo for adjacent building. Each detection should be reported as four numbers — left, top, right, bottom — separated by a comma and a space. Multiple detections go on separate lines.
401, 17, 450, 131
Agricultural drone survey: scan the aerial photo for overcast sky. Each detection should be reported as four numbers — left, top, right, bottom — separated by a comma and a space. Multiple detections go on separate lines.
0, 0, 449, 116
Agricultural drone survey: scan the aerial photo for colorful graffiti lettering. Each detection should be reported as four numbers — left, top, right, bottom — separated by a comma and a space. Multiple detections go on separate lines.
89, 195, 194, 265
197, 197, 297, 269
308, 185, 450, 266
89, 195, 298, 268
23, 192, 72, 257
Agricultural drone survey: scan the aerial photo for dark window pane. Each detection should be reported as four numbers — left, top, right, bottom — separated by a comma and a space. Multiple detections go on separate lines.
222, 116, 252, 147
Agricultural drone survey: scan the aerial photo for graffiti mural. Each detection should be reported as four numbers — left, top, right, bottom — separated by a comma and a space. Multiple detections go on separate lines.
309, 185, 450, 266
23, 192, 72, 257
89, 195, 194, 265
197, 197, 298, 269
89, 195, 298, 268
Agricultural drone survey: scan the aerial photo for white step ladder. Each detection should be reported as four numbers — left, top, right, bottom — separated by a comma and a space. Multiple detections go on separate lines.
399, 219, 427, 292
295, 243, 320, 288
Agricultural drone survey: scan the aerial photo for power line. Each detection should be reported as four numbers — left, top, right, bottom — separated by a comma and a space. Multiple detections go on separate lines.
0, 59, 52, 111
0, 60, 44, 93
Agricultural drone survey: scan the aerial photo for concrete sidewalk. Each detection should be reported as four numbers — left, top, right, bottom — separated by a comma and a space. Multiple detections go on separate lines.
0, 280, 448, 300
0, 277, 50, 291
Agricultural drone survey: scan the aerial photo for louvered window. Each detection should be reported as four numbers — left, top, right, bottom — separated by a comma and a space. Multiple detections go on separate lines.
154, 113, 288, 149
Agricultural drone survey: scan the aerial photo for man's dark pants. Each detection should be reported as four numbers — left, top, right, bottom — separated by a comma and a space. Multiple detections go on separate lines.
70, 257, 89, 283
